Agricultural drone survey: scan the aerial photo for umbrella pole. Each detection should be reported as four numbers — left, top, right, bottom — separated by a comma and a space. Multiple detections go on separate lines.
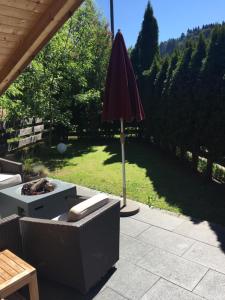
120, 118, 126, 207
110, 0, 115, 40
120, 118, 139, 216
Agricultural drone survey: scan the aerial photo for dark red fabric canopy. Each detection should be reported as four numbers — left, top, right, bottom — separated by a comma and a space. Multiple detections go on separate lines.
102, 31, 145, 122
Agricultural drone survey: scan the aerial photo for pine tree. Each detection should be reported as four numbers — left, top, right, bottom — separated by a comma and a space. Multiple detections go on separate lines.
131, 1, 159, 78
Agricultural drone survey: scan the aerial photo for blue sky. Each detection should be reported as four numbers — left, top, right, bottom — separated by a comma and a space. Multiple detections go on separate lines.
95, 0, 225, 47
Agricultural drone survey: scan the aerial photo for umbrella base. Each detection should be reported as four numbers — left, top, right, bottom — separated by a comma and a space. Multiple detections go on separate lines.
120, 199, 140, 217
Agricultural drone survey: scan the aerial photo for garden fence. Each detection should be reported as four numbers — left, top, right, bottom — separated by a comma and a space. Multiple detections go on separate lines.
0, 118, 45, 155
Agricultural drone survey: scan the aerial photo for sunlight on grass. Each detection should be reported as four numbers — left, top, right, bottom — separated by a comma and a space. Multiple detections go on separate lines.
48, 143, 183, 213
24, 140, 225, 225
51, 145, 156, 204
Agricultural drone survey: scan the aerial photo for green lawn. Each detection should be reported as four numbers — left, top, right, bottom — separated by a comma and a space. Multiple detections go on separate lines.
24, 139, 225, 226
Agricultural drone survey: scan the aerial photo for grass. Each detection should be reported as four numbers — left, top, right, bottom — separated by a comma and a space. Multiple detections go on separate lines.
21, 139, 225, 226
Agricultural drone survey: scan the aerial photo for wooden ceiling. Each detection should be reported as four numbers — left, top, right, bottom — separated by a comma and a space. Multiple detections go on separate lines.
0, 0, 84, 96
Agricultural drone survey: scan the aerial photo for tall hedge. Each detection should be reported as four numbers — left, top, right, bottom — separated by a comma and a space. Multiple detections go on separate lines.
139, 24, 225, 180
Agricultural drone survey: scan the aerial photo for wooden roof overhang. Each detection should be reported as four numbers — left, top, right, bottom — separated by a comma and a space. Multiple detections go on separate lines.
0, 0, 84, 96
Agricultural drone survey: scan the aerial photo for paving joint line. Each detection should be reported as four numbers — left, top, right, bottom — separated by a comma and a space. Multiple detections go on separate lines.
138, 276, 161, 299
172, 229, 223, 249
191, 268, 210, 293
133, 224, 153, 238
105, 286, 130, 300
179, 251, 225, 275
122, 231, 198, 258
180, 240, 197, 257
132, 219, 225, 251
154, 277, 207, 299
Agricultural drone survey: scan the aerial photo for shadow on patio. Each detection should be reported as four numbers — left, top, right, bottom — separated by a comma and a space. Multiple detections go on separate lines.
103, 140, 225, 252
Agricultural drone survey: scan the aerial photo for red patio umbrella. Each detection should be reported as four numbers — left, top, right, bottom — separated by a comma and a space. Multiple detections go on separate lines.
102, 30, 145, 214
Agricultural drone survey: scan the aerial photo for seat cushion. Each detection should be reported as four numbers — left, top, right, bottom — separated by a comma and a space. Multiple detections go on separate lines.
0, 173, 22, 190
67, 193, 109, 222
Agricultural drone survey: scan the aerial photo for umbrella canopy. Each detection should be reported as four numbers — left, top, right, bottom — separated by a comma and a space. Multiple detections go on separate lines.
102, 30, 144, 214
102, 31, 145, 122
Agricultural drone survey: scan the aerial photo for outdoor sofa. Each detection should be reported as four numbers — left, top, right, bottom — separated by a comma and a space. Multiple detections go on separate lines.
0, 197, 120, 294
0, 158, 23, 190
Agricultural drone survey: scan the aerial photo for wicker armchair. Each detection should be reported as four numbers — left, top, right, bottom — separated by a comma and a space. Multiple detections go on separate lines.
0, 158, 23, 175
20, 198, 120, 294
0, 214, 22, 256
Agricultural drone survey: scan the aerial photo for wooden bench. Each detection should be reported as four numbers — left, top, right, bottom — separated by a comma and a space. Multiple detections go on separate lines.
0, 250, 39, 300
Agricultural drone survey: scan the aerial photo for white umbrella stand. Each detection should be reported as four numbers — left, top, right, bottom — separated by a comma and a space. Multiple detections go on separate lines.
120, 118, 140, 216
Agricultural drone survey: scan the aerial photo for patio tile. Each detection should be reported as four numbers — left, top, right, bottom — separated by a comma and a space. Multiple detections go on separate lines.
120, 234, 154, 263
141, 278, 204, 300
183, 242, 225, 274
136, 248, 208, 291
106, 259, 159, 300
94, 287, 127, 300
174, 220, 225, 247
120, 217, 151, 238
132, 207, 184, 231
194, 269, 225, 300
137, 226, 194, 256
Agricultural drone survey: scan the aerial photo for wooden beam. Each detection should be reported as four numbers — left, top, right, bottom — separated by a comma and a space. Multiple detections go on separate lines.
0, 24, 26, 36
0, 0, 48, 13
0, 54, 8, 59
0, 14, 33, 29
0, 47, 14, 55
0, 0, 84, 95
30, 0, 51, 4
0, 32, 19, 42
0, 4, 40, 20
0, 40, 17, 49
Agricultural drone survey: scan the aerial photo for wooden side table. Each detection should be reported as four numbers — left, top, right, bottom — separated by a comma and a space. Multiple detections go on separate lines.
0, 250, 39, 300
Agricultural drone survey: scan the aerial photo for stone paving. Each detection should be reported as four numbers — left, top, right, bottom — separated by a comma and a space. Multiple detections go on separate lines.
39, 185, 225, 300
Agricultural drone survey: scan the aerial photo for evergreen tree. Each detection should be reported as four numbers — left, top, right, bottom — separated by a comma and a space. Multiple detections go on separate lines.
167, 43, 193, 157
189, 34, 206, 171
161, 51, 180, 151
151, 58, 169, 144
162, 50, 180, 97
199, 25, 225, 180
141, 58, 160, 137
131, 1, 159, 78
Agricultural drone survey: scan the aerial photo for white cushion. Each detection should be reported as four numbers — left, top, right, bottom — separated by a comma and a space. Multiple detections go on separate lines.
52, 213, 68, 221
67, 193, 109, 222
0, 173, 22, 190
0, 174, 15, 181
